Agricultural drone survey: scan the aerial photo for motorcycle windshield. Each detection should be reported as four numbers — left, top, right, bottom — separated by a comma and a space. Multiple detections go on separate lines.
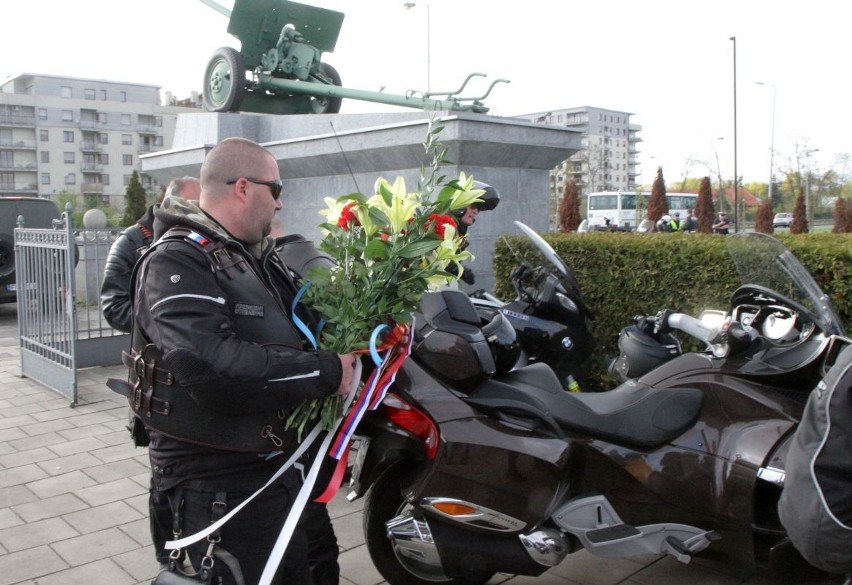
726, 233, 844, 336
513, 221, 584, 300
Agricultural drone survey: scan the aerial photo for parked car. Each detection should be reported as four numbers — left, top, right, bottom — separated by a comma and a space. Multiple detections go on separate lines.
0, 197, 63, 305
773, 212, 793, 228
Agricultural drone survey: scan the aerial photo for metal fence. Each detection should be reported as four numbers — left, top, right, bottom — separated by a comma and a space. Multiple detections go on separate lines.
15, 205, 128, 404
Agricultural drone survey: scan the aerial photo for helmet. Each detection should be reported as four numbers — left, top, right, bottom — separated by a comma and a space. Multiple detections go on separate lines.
480, 308, 521, 375
609, 324, 681, 381
472, 181, 500, 211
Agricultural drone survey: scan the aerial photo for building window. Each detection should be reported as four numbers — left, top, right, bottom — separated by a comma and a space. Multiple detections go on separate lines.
122, 134, 132, 145
97, 112, 108, 124
100, 153, 109, 165
38, 108, 48, 120
62, 109, 73, 121
100, 174, 109, 186
98, 133, 108, 144
155, 116, 163, 127
123, 174, 133, 186
154, 136, 164, 147
40, 151, 50, 163
61, 86, 72, 98
85, 88, 96, 100
100, 89, 107, 101
62, 130, 74, 143
120, 91, 127, 103
39, 129, 49, 142
41, 173, 50, 185
121, 114, 131, 126
123, 154, 133, 165
64, 152, 75, 164
64, 173, 76, 185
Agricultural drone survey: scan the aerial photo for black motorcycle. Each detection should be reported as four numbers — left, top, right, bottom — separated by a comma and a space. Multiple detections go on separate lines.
348, 232, 850, 585
469, 221, 595, 390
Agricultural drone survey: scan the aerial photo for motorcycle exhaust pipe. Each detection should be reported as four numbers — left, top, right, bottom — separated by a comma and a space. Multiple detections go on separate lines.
388, 511, 573, 578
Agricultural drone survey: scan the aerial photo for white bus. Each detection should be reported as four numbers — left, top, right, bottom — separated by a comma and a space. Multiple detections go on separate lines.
586, 191, 698, 230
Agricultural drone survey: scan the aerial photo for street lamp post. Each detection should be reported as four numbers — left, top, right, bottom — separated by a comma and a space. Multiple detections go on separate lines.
730, 36, 738, 232
403, 2, 431, 93
756, 81, 776, 204
805, 148, 819, 225
712, 136, 725, 213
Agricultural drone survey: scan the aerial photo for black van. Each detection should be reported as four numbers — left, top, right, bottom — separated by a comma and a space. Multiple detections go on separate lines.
0, 197, 63, 304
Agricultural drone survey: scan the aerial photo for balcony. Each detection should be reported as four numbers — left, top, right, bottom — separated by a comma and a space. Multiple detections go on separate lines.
80, 141, 103, 153
0, 114, 36, 127
0, 161, 37, 171
0, 182, 39, 194
137, 125, 158, 135
81, 162, 103, 173
0, 139, 36, 150
82, 183, 104, 194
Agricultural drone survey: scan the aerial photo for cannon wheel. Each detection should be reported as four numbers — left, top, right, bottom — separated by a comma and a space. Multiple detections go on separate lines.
309, 62, 343, 114
203, 47, 246, 112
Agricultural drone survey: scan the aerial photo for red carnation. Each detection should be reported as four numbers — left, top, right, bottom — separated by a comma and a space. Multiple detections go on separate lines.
426, 213, 457, 238
337, 202, 359, 229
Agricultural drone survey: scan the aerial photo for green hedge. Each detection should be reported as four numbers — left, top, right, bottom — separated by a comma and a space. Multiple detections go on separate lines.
493, 232, 852, 390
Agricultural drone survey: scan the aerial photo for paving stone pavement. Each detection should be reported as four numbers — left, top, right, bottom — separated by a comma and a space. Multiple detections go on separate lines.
0, 304, 842, 585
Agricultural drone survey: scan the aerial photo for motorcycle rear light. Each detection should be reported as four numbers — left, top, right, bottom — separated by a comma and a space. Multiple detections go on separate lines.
382, 393, 439, 460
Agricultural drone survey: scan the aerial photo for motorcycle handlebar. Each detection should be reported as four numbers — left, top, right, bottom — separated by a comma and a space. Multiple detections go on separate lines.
667, 312, 717, 346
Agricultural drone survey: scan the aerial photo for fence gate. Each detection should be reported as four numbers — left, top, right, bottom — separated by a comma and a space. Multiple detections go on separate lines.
15, 209, 78, 403
15, 207, 129, 405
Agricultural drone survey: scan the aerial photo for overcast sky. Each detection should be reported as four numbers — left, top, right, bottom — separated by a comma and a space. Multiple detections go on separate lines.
2, 0, 849, 186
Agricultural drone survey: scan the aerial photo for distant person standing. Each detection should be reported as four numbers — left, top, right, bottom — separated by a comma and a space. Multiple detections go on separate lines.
712, 211, 731, 235
681, 208, 698, 232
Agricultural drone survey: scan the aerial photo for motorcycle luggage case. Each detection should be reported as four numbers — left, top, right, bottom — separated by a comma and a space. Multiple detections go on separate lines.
413, 290, 497, 391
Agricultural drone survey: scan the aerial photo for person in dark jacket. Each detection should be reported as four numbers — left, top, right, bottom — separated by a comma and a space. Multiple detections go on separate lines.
100, 176, 200, 333
99, 176, 200, 567
130, 137, 357, 585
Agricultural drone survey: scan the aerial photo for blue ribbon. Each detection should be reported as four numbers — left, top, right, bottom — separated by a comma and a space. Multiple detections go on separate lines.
292, 283, 318, 350
369, 324, 390, 366
293, 283, 389, 367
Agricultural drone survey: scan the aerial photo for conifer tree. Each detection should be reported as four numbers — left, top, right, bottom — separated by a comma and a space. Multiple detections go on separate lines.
558, 179, 582, 232
790, 187, 809, 234
695, 176, 715, 233
832, 197, 852, 233
754, 198, 774, 234
647, 167, 668, 230
122, 170, 147, 227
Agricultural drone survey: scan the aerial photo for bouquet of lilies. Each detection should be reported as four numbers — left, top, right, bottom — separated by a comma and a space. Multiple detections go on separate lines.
283, 122, 486, 436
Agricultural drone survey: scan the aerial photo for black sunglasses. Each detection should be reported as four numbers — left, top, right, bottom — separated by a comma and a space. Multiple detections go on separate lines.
226, 177, 283, 201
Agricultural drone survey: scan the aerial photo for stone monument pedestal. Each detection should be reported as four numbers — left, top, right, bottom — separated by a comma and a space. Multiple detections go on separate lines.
140, 110, 581, 293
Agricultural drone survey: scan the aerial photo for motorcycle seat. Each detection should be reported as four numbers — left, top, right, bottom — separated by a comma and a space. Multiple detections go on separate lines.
466, 363, 703, 448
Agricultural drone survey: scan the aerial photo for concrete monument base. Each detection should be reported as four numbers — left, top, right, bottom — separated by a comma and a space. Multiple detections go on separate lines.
140, 110, 581, 293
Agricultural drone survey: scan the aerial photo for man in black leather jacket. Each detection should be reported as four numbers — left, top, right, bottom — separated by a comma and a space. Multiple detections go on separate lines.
100, 176, 200, 567
129, 137, 357, 585
100, 176, 200, 333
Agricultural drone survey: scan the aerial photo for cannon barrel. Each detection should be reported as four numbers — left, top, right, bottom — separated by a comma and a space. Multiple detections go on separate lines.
256, 73, 492, 114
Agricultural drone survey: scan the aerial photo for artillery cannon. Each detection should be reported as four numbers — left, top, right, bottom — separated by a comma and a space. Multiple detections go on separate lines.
200, 0, 508, 115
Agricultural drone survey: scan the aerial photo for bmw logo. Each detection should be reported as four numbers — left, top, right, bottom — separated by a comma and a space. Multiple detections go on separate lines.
561, 337, 574, 350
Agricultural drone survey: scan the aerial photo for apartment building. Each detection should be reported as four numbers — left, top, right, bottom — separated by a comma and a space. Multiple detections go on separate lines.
521, 106, 642, 197
0, 73, 200, 212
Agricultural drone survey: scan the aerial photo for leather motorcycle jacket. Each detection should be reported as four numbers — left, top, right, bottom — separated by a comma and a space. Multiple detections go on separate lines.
100, 206, 156, 333
109, 197, 343, 467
